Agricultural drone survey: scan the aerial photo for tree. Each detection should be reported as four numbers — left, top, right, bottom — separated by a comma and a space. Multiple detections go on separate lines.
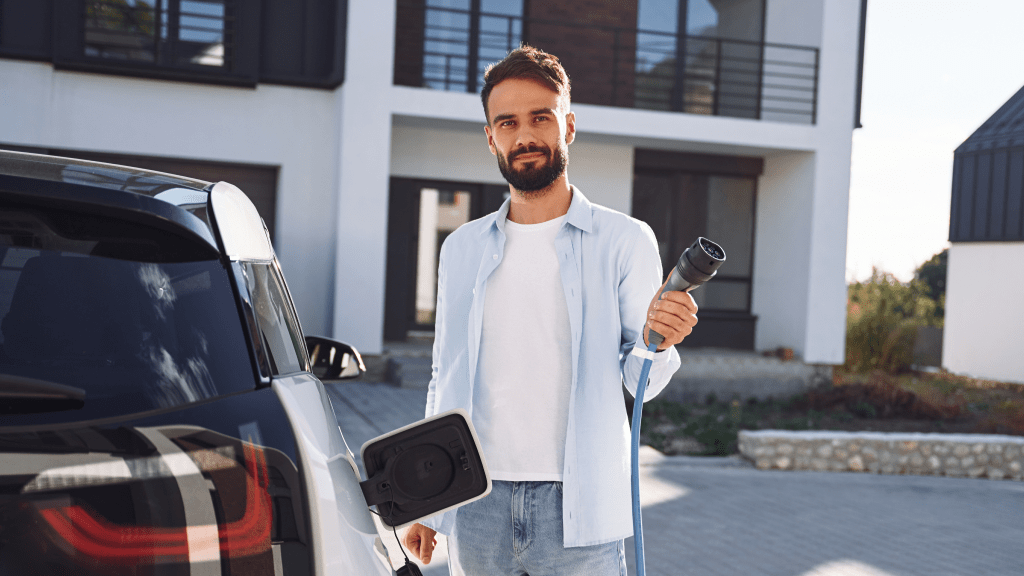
914, 248, 947, 320
845, 267, 941, 373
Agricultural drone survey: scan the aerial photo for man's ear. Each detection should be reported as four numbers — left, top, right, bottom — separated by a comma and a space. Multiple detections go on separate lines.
484, 124, 497, 156
564, 111, 576, 145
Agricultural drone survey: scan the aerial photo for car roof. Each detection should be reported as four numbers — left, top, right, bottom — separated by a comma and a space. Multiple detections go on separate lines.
0, 149, 212, 197
0, 149, 221, 255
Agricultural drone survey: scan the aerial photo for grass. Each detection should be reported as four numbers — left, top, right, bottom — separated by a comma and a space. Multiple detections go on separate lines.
638, 369, 1024, 456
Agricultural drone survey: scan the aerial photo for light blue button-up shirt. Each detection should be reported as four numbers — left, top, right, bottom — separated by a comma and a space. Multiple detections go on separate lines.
423, 187, 681, 547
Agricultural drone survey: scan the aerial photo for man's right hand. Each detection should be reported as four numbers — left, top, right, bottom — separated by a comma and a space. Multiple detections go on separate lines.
403, 523, 438, 564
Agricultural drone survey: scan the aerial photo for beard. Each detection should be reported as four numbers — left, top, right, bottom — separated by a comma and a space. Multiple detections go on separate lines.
496, 139, 569, 193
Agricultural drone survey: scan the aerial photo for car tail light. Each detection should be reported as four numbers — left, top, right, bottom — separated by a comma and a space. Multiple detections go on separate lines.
33, 441, 271, 565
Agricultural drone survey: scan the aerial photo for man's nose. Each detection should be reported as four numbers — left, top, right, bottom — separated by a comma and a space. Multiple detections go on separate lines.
514, 125, 537, 148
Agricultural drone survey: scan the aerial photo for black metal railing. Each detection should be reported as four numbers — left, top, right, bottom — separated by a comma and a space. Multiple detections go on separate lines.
82, 0, 233, 70
395, 2, 819, 124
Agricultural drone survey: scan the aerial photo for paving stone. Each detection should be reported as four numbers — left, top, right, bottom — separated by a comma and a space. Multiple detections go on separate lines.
326, 383, 1024, 576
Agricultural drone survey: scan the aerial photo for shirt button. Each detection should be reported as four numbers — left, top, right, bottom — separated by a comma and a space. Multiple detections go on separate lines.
492, 254, 498, 260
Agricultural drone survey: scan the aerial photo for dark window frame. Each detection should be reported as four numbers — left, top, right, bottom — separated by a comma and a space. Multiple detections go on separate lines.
1, 0, 347, 89
633, 149, 763, 350
384, 176, 507, 341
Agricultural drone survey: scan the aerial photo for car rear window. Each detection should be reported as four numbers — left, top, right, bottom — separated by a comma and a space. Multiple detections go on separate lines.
0, 204, 256, 425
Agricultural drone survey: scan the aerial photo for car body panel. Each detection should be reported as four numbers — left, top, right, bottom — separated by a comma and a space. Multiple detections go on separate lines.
0, 150, 417, 575
272, 373, 391, 575
0, 387, 314, 575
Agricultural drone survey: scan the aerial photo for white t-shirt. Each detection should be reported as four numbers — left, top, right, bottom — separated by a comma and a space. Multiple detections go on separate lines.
473, 214, 572, 481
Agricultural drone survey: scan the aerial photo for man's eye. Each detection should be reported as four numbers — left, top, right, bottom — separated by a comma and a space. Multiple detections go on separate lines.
501, 120, 515, 127
535, 116, 549, 122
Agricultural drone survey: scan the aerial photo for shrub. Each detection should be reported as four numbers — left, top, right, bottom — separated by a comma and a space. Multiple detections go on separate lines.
915, 249, 947, 321
845, 268, 940, 373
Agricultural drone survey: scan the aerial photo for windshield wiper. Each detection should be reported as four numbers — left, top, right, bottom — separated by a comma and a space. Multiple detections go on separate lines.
0, 374, 85, 414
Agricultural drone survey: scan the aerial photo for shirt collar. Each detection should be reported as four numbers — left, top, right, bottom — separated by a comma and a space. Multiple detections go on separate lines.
490, 185, 593, 235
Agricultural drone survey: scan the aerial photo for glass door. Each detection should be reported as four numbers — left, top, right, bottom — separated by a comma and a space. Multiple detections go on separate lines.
631, 168, 757, 349
385, 178, 507, 341
414, 188, 473, 326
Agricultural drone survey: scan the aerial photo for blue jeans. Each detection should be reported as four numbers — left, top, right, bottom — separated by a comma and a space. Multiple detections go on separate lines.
448, 480, 627, 576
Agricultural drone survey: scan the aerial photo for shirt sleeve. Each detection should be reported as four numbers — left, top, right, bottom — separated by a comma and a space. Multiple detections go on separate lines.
419, 241, 458, 536
618, 222, 681, 401
425, 241, 446, 419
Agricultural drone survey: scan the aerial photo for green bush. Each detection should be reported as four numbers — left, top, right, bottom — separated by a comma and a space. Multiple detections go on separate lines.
845, 268, 940, 373
915, 249, 947, 320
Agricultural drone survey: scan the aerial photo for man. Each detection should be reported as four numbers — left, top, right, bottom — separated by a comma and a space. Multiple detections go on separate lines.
403, 46, 697, 575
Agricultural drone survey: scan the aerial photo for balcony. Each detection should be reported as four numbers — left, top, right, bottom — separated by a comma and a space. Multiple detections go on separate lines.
394, 1, 819, 124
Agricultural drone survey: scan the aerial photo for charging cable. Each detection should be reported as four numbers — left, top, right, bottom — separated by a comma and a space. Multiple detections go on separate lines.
368, 485, 423, 576
630, 237, 725, 576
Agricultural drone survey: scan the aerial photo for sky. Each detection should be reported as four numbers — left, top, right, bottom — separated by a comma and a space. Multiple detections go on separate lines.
845, 0, 1024, 282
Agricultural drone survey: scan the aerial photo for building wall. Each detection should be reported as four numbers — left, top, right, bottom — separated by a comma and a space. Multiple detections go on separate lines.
390, 121, 634, 214
331, 0, 398, 354
524, 0, 638, 108
943, 242, 1024, 385
0, 58, 341, 338
765, 0, 824, 47
0, 0, 861, 363
752, 151, 815, 355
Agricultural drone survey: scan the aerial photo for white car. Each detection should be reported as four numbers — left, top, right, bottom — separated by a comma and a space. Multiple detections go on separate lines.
0, 150, 488, 576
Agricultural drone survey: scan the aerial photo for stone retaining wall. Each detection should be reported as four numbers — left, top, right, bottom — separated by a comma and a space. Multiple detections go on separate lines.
738, 430, 1024, 480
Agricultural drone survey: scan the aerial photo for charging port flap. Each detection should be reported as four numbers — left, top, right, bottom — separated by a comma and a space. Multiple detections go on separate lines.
359, 409, 491, 528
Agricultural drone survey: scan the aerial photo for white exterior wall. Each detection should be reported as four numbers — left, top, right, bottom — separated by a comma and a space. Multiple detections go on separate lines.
765, 0, 825, 48
0, 0, 861, 362
752, 151, 815, 354
749, 0, 858, 363
390, 120, 635, 215
943, 243, 1024, 385
331, 0, 397, 354
376, 0, 859, 362
795, 0, 860, 363
0, 58, 340, 337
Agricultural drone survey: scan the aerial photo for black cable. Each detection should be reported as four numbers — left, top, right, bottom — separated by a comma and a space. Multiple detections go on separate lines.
367, 483, 415, 566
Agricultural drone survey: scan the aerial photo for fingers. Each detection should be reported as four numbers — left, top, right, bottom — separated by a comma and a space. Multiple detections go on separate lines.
658, 289, 698, 314
645, 290, 698, 349
403, 524, 437, 564
421, 535, 436, 564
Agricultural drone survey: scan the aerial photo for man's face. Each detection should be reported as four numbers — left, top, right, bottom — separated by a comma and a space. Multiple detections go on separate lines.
484, 78, 575, 193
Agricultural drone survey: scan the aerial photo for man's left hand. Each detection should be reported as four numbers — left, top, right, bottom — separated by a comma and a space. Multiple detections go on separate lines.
643, 275, 698, 351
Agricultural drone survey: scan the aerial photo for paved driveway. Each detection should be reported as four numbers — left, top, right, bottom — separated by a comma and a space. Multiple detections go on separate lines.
326, 382, 1024, 576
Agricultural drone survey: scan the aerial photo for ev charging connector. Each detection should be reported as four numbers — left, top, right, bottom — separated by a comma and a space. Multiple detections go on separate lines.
647, 237, 727, 347
631, 237, 725, 576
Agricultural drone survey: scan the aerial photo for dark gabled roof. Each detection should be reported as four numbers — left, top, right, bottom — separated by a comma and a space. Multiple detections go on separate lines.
949, 84, 1024, 243
956, 84, 1024, 154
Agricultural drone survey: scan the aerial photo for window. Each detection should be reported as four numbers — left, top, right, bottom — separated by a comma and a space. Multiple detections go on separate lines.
631, 149, 762, 349
15, 0, 345, 87
420, 0, 523, 92
633, 172, 755, 312
635, 0, 766, 117
84, 0, 230, 69
239, 262, 307, 376
0, 204, 254, 425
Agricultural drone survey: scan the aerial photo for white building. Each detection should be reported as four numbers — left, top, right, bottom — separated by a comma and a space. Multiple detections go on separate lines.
943, 84, 1024, 385
0, 0, 866, 363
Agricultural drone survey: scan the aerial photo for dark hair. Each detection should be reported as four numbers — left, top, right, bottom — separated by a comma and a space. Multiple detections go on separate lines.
480, 45, 571, 124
